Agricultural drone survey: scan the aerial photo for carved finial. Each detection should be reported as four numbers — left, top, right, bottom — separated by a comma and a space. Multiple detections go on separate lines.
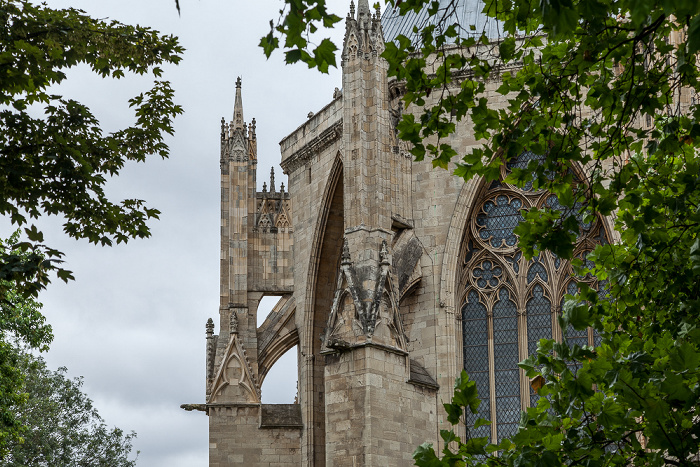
233, 76, 244, 130
220, 117, 225, 139
206, 318, 214, 336
341, 238, 351, 264
270, 167, 276, 193
357, 0, 369, 19
374, 3, 381, 19
349, 0, 355, 18
333, 87, 342, 99
280, 182, 285, 193
251, 118, 256, 138
262, 182, 267, 193
380, 239, 390, 265
229, 310, 239, 334
307, 111, 315, 119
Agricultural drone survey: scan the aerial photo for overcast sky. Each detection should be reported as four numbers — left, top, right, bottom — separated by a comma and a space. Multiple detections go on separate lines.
0, 0, 354, 465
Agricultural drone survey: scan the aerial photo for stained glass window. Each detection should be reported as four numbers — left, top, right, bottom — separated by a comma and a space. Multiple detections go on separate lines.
460, 161, 611, 442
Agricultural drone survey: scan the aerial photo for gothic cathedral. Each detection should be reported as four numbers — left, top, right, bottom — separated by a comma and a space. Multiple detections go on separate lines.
202, 0, 612, 465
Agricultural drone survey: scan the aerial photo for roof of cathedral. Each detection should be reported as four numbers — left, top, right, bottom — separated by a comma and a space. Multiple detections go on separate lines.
381, 0, 503, 45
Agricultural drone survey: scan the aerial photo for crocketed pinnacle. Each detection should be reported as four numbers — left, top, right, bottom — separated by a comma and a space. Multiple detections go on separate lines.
233, 76, 244, 130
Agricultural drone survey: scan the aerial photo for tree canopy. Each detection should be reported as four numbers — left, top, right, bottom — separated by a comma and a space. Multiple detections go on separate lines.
0, 232, 52, 451
4, 350, 137, 467
263, 0, 700, 465
0, 0, 182, 453
0, 0, 184, 298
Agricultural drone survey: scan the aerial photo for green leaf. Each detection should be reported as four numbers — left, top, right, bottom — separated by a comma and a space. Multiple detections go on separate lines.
499, 37, 516, 61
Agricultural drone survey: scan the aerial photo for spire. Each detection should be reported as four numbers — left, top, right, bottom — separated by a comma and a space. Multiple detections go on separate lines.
356, 0, 369, 19
349, 0, 355, 17
233, 76, 244, 130
270, 167, 276, 193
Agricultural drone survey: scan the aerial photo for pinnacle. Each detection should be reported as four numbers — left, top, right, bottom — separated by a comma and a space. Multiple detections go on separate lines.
356, 0, 370, 19
233, 75, 244, 130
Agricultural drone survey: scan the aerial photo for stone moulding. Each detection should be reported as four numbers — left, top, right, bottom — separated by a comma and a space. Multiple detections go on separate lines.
280, 119, 343, 175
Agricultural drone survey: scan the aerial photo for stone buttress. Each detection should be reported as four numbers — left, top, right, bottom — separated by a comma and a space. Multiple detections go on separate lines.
318, 1, 437, 465
205, 78, 301, 466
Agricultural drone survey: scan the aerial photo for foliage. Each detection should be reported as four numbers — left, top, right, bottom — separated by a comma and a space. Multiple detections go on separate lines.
4, 350, 137, 466
259, 0, 342, 73
0, 232, 52, 452
0, 0, 184, 299
389, 0, 700, 465
266, 0, 700, 465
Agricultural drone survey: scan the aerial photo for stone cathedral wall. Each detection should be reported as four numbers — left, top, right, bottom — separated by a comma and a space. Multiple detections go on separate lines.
209, 405, 302, 466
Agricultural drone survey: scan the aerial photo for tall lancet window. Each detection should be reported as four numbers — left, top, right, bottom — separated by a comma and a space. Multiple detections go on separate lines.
459, 152, 609, 443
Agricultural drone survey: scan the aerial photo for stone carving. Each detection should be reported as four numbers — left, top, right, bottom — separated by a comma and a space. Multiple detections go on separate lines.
229, 309, 238, 334
209, 325, 260, 404
321, 238, 407, 352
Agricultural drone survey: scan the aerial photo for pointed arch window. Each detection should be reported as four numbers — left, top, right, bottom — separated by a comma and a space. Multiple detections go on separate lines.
459, 152, 609, 442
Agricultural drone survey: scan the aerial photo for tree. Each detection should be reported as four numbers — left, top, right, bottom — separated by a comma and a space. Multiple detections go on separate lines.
4, 350, 137, 467
1, 0, 181, 452
0, 232, 52, 451
0, 0, 184, 299
264, 0, 700, 465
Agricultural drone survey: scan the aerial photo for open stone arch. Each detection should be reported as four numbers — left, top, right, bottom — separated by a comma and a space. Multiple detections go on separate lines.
303, 153, 344, 352
257, 295, 298, 387
301, 152, 344, 465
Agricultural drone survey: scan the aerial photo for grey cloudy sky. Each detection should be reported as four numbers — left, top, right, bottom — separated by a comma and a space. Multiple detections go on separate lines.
1, 0, 355, 465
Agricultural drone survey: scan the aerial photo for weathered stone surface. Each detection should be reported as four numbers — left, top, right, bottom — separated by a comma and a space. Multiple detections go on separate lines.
408, 359, 439, 390
260, 404, 303, 428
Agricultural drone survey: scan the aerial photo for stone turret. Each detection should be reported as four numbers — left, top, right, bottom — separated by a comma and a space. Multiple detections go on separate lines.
209, 77, 261, 405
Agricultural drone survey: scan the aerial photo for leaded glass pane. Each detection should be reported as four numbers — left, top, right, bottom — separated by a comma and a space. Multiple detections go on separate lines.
505, 251, 521, 274
545, 194, 592, 234
460, 170, 613, 444
492, 288, 520, 442
473, 259, 503, 289
506, 151, 547, 191
527, 285, 552, 356
527, 285, 551, 406
476, 196, 524, 249
527, 256, 548, 283
462, 291, 490, 438
592, 279, 609, 347
562, 281, 588, 348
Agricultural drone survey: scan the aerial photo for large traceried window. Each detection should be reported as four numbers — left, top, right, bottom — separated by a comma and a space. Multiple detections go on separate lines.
459, 152, 609, 442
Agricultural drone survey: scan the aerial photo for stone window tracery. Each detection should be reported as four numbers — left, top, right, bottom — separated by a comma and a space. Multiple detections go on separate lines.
459, 153, 609, 442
